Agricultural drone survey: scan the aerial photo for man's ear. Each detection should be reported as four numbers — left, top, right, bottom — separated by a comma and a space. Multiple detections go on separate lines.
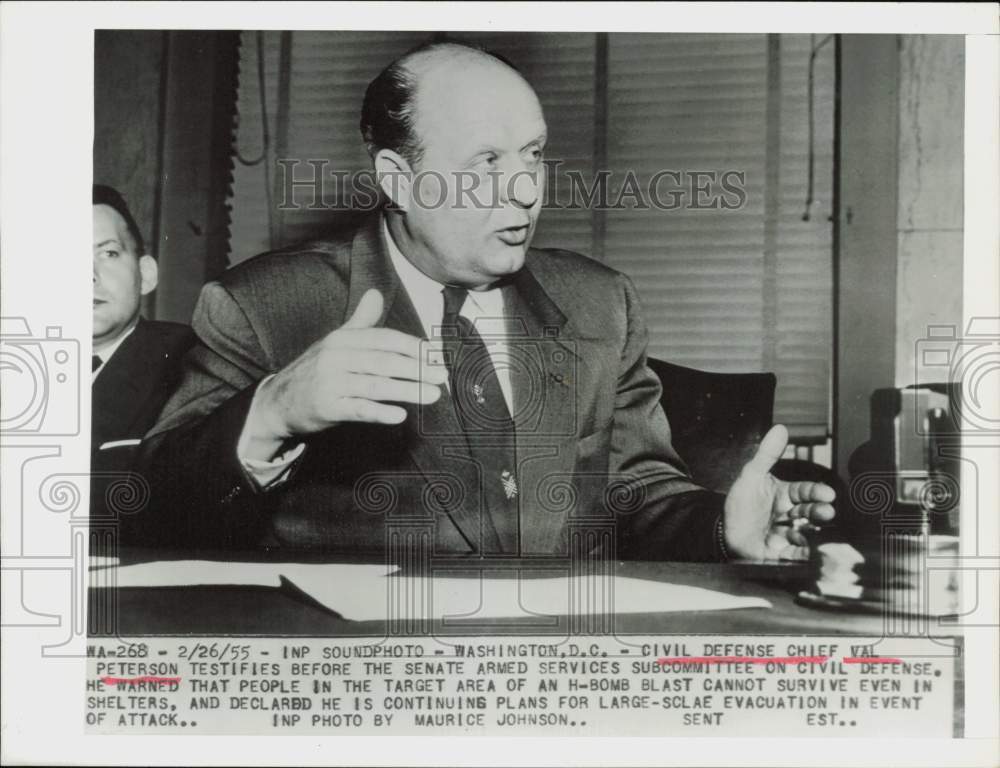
138, 255, 158, 296
374, 149, 413, 211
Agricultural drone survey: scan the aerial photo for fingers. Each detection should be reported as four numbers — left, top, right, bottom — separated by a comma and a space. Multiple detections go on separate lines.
747, 424, 789, 474
343, 349, 449, 385
342, 289, 384, 329
338, 397, 407, 425
334, 291, 441, 368
762, 529, 809, 561
784, 501, 836, 524
769, 516, 821, 549
341, 327, 431, 360
786, 480, 836, 504
334, 290, 428, 360
785, 527, 809, 547
276, 293, 449, 434
342, 373, 442, 406
782, 502, 835, 522
778, 544, 809, 562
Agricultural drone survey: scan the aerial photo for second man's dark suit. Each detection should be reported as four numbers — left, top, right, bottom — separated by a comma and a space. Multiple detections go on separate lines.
136, 212, 727, 560
91, 318, 195, 522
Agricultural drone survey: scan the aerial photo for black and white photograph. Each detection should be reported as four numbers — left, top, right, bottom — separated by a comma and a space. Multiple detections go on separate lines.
1, 3, 997, 766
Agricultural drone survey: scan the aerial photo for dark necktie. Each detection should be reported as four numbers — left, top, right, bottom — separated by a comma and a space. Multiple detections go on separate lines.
440, 285, 519, 554
92, 354, 102, 373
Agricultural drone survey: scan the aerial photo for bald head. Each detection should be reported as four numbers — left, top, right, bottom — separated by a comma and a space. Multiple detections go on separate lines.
360, 41, 537, 168
363, 40, 547, 288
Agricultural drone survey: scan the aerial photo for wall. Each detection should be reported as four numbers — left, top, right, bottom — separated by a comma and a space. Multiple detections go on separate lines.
154, 32, 239, 324
835, 35, 964, 475
93, 30, 166, 317
94, 31, 238, 323
835, 36, 900, 475
894, 36, 965, 386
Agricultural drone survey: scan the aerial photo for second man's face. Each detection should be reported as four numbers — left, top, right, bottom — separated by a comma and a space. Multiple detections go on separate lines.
92, 204, 157, 349
396, 60, 548, 289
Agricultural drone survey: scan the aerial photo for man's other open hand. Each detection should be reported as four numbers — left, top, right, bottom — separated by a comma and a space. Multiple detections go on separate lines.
722, 424, 836, 560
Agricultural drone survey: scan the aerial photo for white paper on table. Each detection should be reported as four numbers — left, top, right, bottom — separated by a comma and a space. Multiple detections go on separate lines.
283, 573, 771, 622
105, 561, 398, 590
101, 561, 769, 622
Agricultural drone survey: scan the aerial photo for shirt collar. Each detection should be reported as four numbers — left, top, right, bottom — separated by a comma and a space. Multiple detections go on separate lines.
92, 321, 138, 382
383, 217, 446, 302
381, 216, 504, 335
94, 321, 138, 365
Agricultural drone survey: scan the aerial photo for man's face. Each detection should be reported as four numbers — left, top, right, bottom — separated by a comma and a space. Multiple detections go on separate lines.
92, 204, 157, 349
393, 58, 547, 288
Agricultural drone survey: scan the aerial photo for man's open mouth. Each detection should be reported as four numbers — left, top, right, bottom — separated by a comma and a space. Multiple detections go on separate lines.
496, 225, 529, 246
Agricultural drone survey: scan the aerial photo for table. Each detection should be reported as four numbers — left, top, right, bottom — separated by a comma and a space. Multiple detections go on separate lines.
87, 548, 960, 638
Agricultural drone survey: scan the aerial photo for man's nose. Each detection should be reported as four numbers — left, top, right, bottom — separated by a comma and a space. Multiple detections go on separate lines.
500, 167, 540, 209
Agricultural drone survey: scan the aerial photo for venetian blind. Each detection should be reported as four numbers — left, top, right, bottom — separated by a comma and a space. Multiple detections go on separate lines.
454, 32, 597, 256
228, 31, 431, 263
603, 33, 834, 430
228, 31, 282, 264
226, 32, 834, 430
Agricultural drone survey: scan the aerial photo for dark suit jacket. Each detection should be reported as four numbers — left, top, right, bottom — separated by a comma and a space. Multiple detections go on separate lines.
136, 213, 727, 560
91, 318, 195, 521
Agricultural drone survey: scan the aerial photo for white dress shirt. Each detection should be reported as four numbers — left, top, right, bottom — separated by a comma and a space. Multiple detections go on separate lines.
237, 216, 512, 487
91, 323, 137, 382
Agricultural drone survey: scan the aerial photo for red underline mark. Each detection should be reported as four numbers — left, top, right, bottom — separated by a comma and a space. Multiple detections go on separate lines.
655, 656, 907, 666
657, 656, 829, 665
100, 676, 181, 685
842, 657, 903, 664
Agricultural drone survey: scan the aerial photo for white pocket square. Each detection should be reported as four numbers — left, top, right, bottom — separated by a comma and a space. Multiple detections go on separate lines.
98, 439, 142, 450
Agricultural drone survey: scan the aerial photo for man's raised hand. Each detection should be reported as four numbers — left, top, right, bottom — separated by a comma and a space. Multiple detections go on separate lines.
243, 289, 446, 460
722, 424, 836, 561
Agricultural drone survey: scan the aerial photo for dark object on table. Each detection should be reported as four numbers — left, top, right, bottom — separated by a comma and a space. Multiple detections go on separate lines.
846, 384, 961, 538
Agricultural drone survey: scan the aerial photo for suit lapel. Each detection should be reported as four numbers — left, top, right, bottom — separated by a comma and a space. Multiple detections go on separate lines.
355, 215, 493, 554
369, 245, 586, 555
503, 262, 584, 553
92, 320, 156, 445
503, 265, 579, 440
346, 213, 401, 323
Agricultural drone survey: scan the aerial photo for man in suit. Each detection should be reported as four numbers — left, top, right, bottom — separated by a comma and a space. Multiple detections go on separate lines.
92, 184, 195, 521
137, 42, 834, 559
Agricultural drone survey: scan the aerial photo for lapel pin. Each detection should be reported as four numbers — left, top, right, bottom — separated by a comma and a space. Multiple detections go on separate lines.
501, 470, 518, 500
